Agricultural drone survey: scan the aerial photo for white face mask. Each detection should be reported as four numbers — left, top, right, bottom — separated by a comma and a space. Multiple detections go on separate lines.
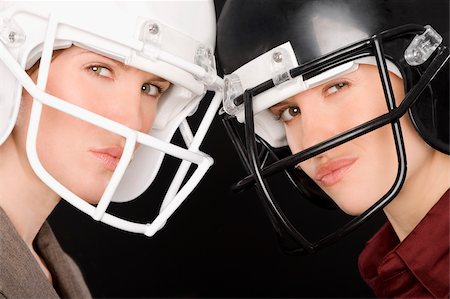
0, 1, 223, 236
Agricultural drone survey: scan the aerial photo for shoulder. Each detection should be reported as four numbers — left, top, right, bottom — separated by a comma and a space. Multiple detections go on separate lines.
36, 223, 92, 298
0, 210, 59, 298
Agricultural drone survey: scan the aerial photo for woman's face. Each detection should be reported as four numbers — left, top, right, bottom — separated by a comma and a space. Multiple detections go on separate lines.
270, 64, 432, 215
21, 46, 170, 203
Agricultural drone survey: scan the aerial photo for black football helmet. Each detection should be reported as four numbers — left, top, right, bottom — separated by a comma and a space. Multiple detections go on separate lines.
217, 0, 449, 254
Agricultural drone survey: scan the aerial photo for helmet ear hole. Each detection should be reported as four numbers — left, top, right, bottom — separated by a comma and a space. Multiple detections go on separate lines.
409, 62, 449, 154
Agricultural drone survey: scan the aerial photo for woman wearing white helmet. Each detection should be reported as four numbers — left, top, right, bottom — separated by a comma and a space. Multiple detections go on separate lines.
0, 1, 221, 297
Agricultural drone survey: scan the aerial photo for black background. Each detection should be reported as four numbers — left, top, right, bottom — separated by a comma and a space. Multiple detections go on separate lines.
47, 1, 448, 298
49, 102, 385, 298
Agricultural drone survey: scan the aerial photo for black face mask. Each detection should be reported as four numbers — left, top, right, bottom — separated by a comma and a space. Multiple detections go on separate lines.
217, 0, 449, 254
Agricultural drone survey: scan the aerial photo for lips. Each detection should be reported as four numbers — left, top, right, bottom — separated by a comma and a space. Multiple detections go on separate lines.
89, 147, 123, 171
315, 158, 357, 187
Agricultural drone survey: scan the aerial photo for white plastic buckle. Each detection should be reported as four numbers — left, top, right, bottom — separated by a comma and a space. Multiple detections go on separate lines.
0, 17, 26, 47
140, 20, 162, 60
222, 73, 243, 115
194, 45, 217, 87
404, 25, 442, 66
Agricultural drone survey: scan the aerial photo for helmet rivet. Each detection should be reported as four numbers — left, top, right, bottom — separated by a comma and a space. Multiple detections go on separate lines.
148, 23, 159, 35
8, 31, 16, 43
0, 18, 26, 47
273, 51, 283, 63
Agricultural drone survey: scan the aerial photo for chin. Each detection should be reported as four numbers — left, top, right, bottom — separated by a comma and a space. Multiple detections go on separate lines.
333, 187, 391, 216
66, 176, 108, 205
82, 194, 103, 205
326, 189, 375, 216
338, 202, 368, 216
77, 185, 105, 205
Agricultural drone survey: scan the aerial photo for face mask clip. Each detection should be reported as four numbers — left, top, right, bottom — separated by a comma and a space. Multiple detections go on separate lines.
194, 45, 218, 88
0, 17, 26, 47
222, 73, 244, 115
139, 20, 163, 60
271, 47, 294, 87
404, 25, 442, 66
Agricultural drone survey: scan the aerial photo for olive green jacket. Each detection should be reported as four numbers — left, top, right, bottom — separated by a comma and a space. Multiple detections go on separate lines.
0, 208, 91, 298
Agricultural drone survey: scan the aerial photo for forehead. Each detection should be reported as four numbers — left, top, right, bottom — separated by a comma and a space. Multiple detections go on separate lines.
55, 46, 113, 62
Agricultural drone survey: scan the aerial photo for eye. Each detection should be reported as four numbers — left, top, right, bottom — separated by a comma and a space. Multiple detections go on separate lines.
141, 83, 161, 97
324, 81, 348, 96
89, 65, 113, 78
279, 106, 301, 122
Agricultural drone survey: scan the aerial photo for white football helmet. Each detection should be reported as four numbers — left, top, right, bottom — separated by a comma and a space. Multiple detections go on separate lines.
0, 1, 223, 236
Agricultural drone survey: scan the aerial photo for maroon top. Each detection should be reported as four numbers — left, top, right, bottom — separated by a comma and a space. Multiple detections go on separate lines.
358, 190, 449, 298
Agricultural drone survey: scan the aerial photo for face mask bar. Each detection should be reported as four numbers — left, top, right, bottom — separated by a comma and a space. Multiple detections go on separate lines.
0, 13, 223, 237
222, 25, 449, 254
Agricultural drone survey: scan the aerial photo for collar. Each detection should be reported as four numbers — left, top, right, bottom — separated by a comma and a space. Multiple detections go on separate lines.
359, 190, 449, 298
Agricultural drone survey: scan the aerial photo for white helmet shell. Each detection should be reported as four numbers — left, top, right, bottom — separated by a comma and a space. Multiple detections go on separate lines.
0, 1, 221, 236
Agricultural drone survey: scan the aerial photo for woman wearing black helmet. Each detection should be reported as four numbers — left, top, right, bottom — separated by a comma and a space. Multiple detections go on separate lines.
217, 0, 449, 297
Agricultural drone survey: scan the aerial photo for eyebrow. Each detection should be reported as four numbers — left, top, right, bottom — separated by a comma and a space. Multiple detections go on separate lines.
271, 98, 295, 110
77, 49, 168, 82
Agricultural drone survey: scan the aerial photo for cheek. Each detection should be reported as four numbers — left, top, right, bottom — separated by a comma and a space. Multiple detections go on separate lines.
399, 113, 433, 179
284, 119, 306, 154
391, 74, 405, 107
285, 125, 316, 178
34, 108, 81, 194
37, 106, 86, 155
46, 64, 103, 114
15, 92, 32, 131
285, 127, 300, 154
141, 101, 158, 132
